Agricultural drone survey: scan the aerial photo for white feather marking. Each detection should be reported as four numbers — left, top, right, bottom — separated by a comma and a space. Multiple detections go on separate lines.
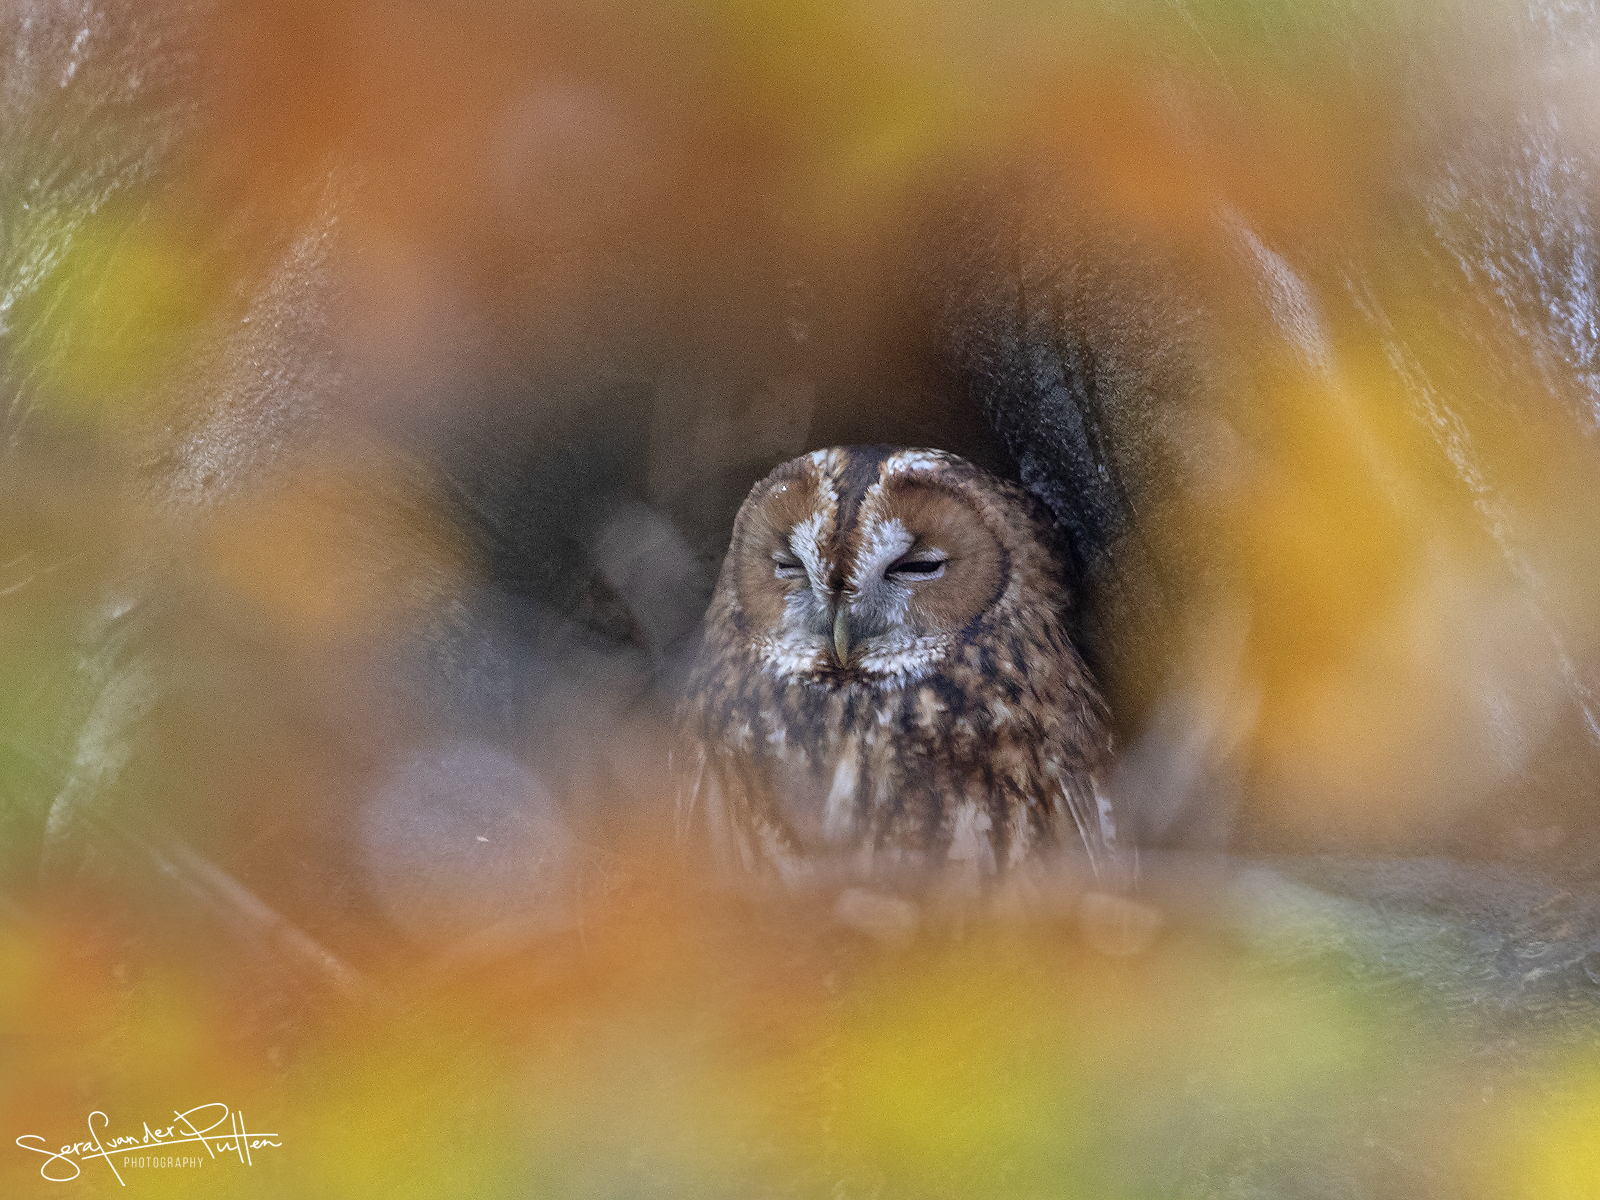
672, 748, 704, 851
755, 631, 829, 676
1058, 776, 1102, 880
882, 448, 949, 474
755, 629, 949, 688
808, 447, 845, 472
677, 747, 706, 841
790, 509, 831, 593
946, 800, 997, 874
847, 514, 914, 593
822, 740, 860, 843
1007, 804, 1034, 868
698, 761, 739, 873
855, 633, 950, 687
1094, 782, 1118, 846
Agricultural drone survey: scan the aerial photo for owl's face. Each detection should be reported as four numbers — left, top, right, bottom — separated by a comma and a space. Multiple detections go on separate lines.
728, 447, 1018, 688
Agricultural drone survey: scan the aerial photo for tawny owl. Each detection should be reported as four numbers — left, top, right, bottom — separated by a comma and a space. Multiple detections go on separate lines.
677, 446, 1119, 893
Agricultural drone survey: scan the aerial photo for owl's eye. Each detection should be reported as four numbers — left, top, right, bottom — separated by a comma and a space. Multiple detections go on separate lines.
773, 556, 805, 580
886, 555, 947, 581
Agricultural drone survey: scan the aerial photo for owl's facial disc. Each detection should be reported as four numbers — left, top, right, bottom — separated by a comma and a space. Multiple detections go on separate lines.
729, 448, 1010, 686
729, 461, 843, 675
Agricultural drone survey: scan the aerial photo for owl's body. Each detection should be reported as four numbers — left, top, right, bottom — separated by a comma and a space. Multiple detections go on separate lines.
678, 446, 1117, 890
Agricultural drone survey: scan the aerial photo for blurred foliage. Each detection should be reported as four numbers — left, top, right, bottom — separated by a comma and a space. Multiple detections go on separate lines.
0, 458, 120, 892
6, 207, 216, 421
0, 870, 1574, 1199
4, 0, 1600, 1197
1512, 1056, 1600, 1200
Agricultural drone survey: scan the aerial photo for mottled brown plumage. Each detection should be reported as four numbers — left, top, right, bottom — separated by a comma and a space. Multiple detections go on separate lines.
677, 446, 1117, 891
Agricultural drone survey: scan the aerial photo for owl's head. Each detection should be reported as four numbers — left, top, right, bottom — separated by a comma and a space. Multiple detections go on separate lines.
718, 446, 1059, 688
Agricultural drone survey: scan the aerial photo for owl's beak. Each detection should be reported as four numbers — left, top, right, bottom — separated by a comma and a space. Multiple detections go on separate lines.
832, 604, 851, 665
